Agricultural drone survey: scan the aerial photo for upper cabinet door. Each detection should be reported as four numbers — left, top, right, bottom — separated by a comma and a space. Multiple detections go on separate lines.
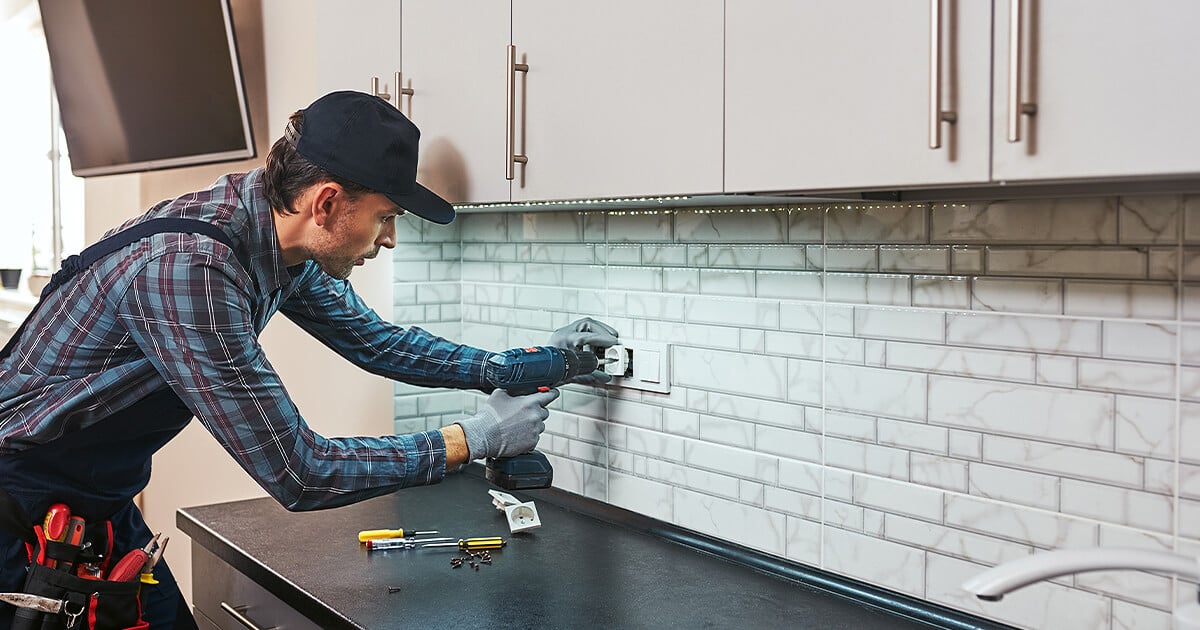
992, 0, 1200, 182
402, 0, 511, 205
725, 0, 992, 193
510, 0, 724, 201
315, 0, 401, 96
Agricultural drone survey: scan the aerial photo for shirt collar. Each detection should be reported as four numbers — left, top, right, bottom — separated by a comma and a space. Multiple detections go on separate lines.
238, 168, 295, 295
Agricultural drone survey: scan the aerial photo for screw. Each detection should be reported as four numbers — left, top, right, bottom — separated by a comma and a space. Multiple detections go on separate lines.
387, 586, 402, 594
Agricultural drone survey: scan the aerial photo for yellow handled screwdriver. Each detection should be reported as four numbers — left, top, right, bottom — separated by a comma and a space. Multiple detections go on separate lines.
358, 528, 438, 543
421, 537, 506, 552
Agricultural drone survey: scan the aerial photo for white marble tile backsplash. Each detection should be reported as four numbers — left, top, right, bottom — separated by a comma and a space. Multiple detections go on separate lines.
393, 195, 1200, 630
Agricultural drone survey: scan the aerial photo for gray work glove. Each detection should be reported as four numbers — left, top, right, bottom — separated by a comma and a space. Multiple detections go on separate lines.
456, 388, 559, 461
549, 317, 620, 386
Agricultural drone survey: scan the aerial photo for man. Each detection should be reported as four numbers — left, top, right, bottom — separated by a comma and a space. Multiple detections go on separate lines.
0, 91, 619, 628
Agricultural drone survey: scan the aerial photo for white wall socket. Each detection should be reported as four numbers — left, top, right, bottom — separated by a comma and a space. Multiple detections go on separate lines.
603, 339, 670, 394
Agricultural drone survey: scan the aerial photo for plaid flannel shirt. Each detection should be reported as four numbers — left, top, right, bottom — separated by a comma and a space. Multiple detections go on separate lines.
0, 168, 491, 510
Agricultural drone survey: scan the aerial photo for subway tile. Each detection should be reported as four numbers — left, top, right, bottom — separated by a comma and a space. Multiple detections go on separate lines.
787, 206, 825, 243
756, 270, 823, 301
675, 209, 787, 242
884, 514, 1031, 566
624, 293, 686, 320
945, 495, 1098, 548
825, 204, 928, 243
823, 526, 926, 598
1118, 194, 1181, 244
756, 425, 822, 465
825, 336, 867, 363
1103, 321, 1177, 363
885, 340, 1037, 382
854, 307, 946, 343
684, 440, 779, 483
1112, 600, 1172, 630
1114, 394, 1177, 461
929, 375, 1115, 449
910, 453, 968, 492
931, 198, 1118, 244
562, 264, 606, 289
740, 480, 765, 506
604, 245, 642, 265
826, 438, 909, 480
625, 428, 686, 463
707, 392, 807, 430
675, 346, 788, 400
879, 246, 951, 273
823, 246, 878, 272
945, 312, 1102, 356
1064, 280, 1177, 320
662, 408, 700, 438
778, 458, 823, 495
864, 509, 886, 537
986, 247, 1148, 278
983, 434, 1143, 488
967, 462, 1059, 510
698, 269, 755, 297
645, 459, 740, 500
1060, 479, 1173, 534
779, 302, 823, 333
852, 475, 943, 522
825, 363, 927, 421
877, 418, 949, 455
971, 277, 1063, 314
524, 262, 564, 286
1147, 248, 1177, 280
459, 213, 507, 242
825, 273, 910, 306
952, 246, 985, 273
785, 516, 823, 566
699, 414, 754, 449
674, 486, 787, 556
825, 468, 854, 501
663, 268, 699, 293
684, 296, 779, 328
511, 212, 586, 242
949, 430, 983, 460
526, 243, 597, 264
1186, 194, 1200, 243
582, 212, 605, 242
1077, 358, 1176, 398
912, 277, 971, 310
643, 244, 689, 266
823, 411, 877, 441
763, 485, 821, 520
824, 499, 865, 531
608, 470, 673, 522
709, 244, 807, 269
762, 330, 822, 360
606, 212, 671, 242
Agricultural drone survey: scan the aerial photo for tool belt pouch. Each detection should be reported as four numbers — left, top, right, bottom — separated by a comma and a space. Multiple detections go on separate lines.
18, 562, 145, 630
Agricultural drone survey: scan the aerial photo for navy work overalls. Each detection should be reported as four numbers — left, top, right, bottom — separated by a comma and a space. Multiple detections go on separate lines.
0, 218, 243, 629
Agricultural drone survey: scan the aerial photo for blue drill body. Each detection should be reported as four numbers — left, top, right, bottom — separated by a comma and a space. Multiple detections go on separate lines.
485, 345, 600, 395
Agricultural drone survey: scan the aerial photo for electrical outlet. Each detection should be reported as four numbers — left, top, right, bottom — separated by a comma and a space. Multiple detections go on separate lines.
606, 340, 670, 394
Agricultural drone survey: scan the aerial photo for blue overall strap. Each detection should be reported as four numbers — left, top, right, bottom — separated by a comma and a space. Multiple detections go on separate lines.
0, 218, 246, 361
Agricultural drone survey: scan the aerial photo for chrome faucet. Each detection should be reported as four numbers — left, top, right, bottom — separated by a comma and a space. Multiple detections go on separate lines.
962, 547, 1200, 629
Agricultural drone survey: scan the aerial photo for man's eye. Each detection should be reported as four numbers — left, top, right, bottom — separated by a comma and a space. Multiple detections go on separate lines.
382, 215, 395, 223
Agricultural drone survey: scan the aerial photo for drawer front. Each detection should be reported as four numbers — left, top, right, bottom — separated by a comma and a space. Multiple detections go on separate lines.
192, 544, 323, 630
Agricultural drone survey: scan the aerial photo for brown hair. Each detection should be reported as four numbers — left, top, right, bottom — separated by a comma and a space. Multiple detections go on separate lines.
262, 110, 374, 215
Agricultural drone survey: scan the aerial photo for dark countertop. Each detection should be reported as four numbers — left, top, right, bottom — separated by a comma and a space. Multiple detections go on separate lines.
178, 469, 942, 630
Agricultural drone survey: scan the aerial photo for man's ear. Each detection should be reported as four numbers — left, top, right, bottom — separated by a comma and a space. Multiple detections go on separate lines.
310, 183, 343, 228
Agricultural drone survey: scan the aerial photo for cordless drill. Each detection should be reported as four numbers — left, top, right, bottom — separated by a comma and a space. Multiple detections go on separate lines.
483, 346, 610, 489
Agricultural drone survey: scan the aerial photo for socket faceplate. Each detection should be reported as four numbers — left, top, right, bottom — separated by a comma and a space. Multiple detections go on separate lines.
607, 340, 670, 394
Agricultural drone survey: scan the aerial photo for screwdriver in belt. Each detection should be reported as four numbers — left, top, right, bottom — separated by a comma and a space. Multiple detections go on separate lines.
358, 527, 438, 543
420, 537, 506, 552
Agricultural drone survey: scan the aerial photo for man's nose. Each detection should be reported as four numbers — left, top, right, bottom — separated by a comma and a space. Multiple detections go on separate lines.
377, 221, 396, 249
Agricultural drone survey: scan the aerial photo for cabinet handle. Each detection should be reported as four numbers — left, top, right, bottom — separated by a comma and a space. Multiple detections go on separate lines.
1006, 0, 1038, 142
220, 602, 277, 630
371, 76, 392, 103
394, 71, 414, 117
928, 0, 957, 149
506, 44, 529, 181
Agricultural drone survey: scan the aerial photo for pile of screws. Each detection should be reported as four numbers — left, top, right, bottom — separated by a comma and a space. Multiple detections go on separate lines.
450, 550, 493, 571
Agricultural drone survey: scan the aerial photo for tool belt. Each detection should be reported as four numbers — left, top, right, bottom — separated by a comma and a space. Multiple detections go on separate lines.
0, 491, 147, 630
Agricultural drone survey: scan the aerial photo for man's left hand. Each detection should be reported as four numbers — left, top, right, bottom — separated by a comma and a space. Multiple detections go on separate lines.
549, 317, 620, 386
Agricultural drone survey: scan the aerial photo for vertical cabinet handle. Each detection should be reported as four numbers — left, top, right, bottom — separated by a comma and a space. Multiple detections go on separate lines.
506, 44, 529, 181
370, 76, 391, 103
220, 602, 277, 630
928, 0, 957, 149
1006, 0, 1037, 142
394, 71, 414, 117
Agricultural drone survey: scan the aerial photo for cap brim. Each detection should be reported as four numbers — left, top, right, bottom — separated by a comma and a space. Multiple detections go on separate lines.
386, 183, 455, 224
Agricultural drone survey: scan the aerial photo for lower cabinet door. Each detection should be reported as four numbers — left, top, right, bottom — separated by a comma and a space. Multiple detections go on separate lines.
191, 545, 322, 630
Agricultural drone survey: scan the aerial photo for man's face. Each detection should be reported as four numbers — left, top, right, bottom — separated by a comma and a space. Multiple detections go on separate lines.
311, 191, 402, 280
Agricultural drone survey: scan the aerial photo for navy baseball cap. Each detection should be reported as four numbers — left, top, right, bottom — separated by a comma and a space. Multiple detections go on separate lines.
293, 91, 454, 224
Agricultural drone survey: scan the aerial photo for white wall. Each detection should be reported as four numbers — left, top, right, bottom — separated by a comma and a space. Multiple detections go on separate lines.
79, 0, 397, 605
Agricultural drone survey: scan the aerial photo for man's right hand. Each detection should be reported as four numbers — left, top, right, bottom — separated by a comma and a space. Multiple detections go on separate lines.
455, 388, 559, 461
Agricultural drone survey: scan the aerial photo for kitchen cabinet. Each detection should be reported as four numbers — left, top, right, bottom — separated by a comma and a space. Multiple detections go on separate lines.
991, 0, 1200, 182
727, 0, 1200, 194
401, 0, 723, 204
510, 0, 723, 201
725, 0, 994, 192
315, 0, 401, 98
401, 0, 511, 204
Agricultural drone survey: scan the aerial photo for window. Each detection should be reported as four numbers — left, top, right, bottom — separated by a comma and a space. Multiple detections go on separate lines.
0, 2, 84, 293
